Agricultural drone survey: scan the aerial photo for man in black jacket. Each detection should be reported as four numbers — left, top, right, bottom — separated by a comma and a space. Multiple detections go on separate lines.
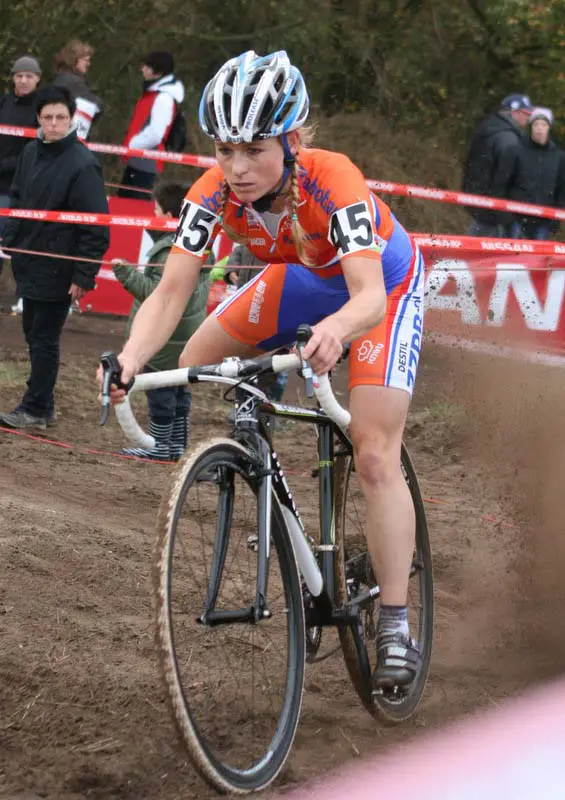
0, 55, 41, 239
0, 85, 110, 432
462, 94, 533, 236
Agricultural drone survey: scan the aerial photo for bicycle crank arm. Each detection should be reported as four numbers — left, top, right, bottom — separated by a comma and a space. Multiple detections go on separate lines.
343, 563, 418, 611
344, 583, 381, 609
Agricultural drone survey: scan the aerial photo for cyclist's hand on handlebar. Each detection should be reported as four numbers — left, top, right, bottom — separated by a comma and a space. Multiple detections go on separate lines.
96, 352, 140, 405
301, 320, 344, 375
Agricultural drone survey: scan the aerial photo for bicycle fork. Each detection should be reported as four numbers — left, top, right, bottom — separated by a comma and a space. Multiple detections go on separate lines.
198, 430, 280, 627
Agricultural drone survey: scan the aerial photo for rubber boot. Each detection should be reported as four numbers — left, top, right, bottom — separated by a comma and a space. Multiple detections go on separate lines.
122, 417, 173, 461
170, 412, 189, 461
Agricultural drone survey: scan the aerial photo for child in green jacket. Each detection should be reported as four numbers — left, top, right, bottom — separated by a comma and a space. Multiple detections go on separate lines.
112, 179, 211, 460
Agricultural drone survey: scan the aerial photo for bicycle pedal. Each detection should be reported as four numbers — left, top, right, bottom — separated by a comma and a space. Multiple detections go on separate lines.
372, 684, 408, 700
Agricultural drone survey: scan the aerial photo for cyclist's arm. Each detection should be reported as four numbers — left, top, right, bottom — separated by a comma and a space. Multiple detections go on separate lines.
319, 175, 386, 341
119, 250, 203, 380
303, 254, 386, 374
326, 254, 386, 341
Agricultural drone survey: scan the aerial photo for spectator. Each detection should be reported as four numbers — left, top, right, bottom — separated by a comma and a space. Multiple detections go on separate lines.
222, 243, 266, 290
53, 39, 103, 141
492, 107, 565, 240
0, 85, 109, 433
112, 179, 210, 460
118, 51, 185, 200
462, 93, 533, 236
0, 55, 41, 243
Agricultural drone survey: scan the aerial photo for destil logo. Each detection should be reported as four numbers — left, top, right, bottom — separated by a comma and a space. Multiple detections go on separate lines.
397, 295, 423, 388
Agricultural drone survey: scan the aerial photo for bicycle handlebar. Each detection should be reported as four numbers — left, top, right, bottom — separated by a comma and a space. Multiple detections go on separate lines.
103, 352, 351, 450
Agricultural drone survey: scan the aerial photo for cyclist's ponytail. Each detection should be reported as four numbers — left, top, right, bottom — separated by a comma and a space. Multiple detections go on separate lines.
288, 159, 315, 266
218, 180, 247, 244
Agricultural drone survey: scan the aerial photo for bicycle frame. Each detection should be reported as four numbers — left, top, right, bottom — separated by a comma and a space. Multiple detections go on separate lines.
201, 377, 368, 633
103, 349, 374, 632
146, 349, 432, 787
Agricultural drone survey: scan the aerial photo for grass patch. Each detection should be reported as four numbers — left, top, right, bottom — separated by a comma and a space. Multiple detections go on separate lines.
0, 361, 28, 388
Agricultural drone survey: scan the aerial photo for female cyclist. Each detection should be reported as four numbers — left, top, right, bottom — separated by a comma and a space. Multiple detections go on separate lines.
106, 50, 424, 691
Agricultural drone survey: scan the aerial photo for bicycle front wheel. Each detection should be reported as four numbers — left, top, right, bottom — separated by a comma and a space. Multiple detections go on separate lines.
154, 437, 305, 794
333, 443, 433, 724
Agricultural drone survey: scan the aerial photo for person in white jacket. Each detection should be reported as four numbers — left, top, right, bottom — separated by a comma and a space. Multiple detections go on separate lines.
118, 51, 185, 199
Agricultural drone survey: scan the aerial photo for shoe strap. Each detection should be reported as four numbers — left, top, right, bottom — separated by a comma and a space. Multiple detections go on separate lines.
377, 634, 420, 668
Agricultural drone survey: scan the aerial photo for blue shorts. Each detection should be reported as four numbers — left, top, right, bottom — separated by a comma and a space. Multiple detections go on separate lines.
215, 249, 425, 394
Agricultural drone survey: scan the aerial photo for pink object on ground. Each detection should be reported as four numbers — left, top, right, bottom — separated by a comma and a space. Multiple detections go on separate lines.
278, 680, 565, 799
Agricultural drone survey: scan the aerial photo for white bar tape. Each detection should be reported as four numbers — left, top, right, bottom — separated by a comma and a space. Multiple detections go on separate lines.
130, 368, 190, 392
313, 374, 351, 431
115, 398, 155, 449
272, 353, 301, 373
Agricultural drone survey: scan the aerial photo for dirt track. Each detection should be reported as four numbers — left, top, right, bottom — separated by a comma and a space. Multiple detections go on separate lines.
0, 309, 563, 799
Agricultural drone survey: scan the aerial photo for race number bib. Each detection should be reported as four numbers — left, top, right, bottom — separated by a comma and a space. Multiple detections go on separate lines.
174, 200, 218, 257
328, 201, 376, 259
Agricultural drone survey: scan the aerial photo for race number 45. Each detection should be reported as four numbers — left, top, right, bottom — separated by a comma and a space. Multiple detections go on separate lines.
329, 201, 375, 258
174, 200, 217, 257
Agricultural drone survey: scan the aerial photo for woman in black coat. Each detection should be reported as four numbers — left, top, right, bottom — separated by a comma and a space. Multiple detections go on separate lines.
492, 107, 565, 240
0, 86, 109, 432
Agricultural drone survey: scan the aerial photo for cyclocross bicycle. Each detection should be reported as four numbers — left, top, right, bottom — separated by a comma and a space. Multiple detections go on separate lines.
100, 325, 433, 795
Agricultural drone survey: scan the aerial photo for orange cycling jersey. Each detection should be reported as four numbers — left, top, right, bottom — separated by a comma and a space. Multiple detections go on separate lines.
172, 148, 414, 293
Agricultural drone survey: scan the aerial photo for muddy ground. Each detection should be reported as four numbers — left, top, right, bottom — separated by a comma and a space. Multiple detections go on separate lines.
1, 302, 564, 800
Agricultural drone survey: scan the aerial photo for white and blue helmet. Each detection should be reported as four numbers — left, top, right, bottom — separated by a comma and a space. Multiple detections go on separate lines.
199, 50, 309, 143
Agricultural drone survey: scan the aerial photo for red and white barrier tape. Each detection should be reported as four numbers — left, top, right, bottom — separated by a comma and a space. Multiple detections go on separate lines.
0, 205, 176, 230
1, 239, 563, 276
1, 205, 564, 257
411, 233, 565, 256
2, 124, 563, 223
367, 178, 565, 222
0, 124, 216, 169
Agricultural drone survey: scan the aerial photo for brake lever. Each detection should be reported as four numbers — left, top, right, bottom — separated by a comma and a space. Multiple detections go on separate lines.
99, 351, 135, 426
295, 324, 314, 398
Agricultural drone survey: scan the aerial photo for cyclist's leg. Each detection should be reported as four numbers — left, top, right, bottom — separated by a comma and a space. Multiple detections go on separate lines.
180, 312, 261, 367
349, 385, 413, 605
348, 247, 425, 688
180, 271, 270, 366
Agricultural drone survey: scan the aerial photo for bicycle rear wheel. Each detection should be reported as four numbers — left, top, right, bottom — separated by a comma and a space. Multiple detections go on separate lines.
154, 437, 305, 794
333, 443, 433, 723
